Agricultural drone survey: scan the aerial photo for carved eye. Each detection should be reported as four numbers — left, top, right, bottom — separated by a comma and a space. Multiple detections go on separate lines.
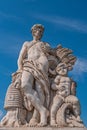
33, 28, 43, 33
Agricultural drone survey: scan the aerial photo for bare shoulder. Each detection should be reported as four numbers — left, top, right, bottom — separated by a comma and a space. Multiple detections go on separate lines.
23, 41, 30, 47
22, 41, 34, 48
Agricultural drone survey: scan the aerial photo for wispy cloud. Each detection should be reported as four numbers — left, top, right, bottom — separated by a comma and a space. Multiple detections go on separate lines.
0, 34, 24, 55
70, 58, 87, 81
0, 110, 3, 119
0, 11, 24, 24
0, 44, 20, 55
33, 13, 87, 33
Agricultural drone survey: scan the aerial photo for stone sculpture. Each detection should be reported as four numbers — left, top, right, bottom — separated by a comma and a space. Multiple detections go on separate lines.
0, 24, 84, 128
50, 63, 83, 127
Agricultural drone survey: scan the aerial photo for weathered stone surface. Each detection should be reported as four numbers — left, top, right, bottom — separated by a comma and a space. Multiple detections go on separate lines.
0, 24, 85, 128
0, 127, 87, 130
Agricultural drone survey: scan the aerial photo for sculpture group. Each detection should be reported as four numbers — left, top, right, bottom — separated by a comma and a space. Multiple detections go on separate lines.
0, 24, 84, 127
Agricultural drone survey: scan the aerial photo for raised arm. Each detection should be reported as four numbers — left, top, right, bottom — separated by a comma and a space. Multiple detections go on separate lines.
17, 42, 27, 70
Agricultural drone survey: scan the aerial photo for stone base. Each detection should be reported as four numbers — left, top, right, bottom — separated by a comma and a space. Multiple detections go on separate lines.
0, 127, 87, 130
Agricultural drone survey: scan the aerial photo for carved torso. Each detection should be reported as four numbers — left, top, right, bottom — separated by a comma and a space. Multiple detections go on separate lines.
25, 41, 49, 73
56, 76, 71, 97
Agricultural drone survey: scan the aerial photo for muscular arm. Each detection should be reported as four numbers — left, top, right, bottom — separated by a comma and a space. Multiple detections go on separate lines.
17, 42, 27, 70
51, 75, 60, 90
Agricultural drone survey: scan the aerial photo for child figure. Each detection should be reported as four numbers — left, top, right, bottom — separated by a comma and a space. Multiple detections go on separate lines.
50, 63, 81, 126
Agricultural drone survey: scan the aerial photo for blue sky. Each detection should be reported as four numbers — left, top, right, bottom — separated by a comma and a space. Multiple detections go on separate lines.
0, 0, 87, 127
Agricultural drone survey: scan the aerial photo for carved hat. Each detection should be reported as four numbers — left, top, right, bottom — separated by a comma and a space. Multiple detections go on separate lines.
31, 24, 44, 32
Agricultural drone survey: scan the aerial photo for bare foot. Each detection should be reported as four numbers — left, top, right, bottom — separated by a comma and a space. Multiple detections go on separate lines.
22, 123, 29, 127
50, 123, 59, 127
29, 118, 38, 127
14, 120, 21, 127
68, 123, 74, 127
37, 122, 47, 127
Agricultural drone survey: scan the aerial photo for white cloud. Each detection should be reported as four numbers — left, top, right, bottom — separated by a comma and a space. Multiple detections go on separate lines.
73, 58, 87, 73
33, 14, 87, 33
70, 58, 87, 81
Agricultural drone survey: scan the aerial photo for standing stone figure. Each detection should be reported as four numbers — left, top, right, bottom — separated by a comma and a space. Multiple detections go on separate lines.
17, 24, 52, 126
0, 24, 85, 128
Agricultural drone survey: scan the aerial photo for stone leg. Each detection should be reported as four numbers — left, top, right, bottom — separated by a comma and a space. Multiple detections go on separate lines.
50, 95, 64, 126
29, 81, 46, 126
21, 71, 48, 126
28, 109, 39, 127
35, 81, 45, 105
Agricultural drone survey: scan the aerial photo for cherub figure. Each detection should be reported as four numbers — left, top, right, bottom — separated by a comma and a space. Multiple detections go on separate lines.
50, 63, 81, 126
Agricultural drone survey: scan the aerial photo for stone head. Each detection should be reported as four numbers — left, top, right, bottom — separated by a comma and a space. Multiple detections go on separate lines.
31, 24, 44, 40
56, 63, 68, 76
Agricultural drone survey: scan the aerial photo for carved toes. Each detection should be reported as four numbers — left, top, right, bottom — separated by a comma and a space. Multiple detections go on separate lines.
50, 123, 59, 127
29, 118, 38, 127
37, 122, 47, 127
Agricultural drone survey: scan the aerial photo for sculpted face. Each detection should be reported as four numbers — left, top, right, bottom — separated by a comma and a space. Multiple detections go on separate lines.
31, 24, 44, 40
56, 63, 68, 76
33, 28, 43, 39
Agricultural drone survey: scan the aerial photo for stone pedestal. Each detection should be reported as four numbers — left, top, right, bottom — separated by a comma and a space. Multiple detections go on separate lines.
0, 127, 87, 130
